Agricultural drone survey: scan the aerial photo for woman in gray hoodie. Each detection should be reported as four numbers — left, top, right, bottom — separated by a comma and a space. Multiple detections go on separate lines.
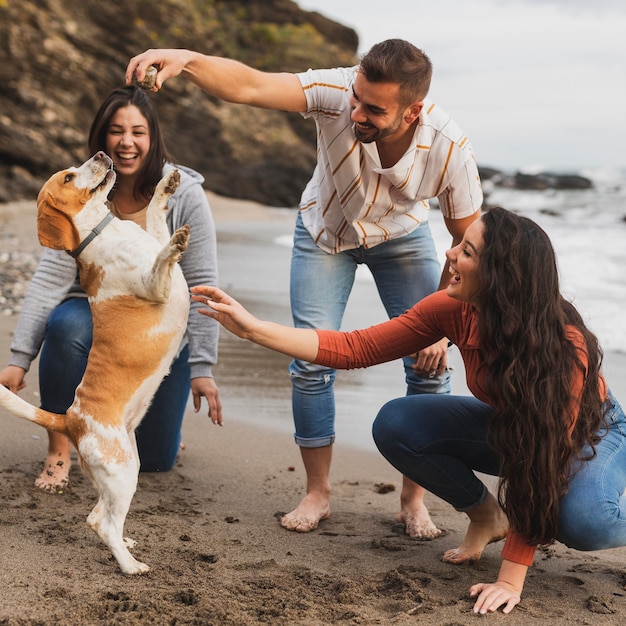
0, 85, 222, 492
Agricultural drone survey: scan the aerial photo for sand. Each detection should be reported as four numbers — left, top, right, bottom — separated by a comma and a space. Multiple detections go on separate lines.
1, 195, 625, 625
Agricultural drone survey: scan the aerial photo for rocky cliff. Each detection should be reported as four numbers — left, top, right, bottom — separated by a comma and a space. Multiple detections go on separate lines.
0, 0, 358, 206
0, 0, 591, 208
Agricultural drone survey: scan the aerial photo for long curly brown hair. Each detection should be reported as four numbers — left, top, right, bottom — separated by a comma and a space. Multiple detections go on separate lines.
476, 207, 606, 545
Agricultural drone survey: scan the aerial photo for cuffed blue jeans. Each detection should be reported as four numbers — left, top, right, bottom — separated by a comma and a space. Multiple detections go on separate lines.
39, 297, 190, 472
289, 212, 450, 448
372, 391, 626, 552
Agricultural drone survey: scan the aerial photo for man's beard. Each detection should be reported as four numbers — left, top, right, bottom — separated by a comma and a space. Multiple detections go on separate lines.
353, 115, 403, 144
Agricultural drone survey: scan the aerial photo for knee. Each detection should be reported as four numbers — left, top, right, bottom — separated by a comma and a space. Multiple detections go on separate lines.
289, 362, 336, 392
558, 499, 619, 551
372, 398, 406, 456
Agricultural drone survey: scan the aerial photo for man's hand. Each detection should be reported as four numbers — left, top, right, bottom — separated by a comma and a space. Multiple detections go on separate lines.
410, 338, 449, 378
126, 49, 194, 91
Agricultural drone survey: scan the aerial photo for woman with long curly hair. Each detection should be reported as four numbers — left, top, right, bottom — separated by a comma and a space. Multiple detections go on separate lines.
189, 206, 626, 615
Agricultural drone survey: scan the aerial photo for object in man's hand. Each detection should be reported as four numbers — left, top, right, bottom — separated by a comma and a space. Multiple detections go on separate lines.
136, 65, 158, 90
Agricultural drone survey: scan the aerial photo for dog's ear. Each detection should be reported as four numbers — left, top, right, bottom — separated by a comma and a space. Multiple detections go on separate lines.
37, 191, 81, 252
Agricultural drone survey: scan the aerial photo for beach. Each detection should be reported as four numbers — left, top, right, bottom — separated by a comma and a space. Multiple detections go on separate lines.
1, 195, 626, 625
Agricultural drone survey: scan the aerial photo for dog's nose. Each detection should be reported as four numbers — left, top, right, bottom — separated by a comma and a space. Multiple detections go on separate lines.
95, 150, 107, 161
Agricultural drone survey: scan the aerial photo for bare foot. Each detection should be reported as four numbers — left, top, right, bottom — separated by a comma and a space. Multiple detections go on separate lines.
280, 493, 330, 533
34, 452, 70, 494
398, 501, 443, 540
441, 495, 508, 564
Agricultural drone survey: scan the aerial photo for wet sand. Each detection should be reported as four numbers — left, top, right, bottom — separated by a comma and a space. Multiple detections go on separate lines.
0, 195, 625, 625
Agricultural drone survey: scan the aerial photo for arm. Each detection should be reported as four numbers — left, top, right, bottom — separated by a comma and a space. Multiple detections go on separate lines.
126, 49, 307, 112
8, 248, 77, 372
192, 286, 453, 369
190, 285, 320, 362
469, 559, 528, 615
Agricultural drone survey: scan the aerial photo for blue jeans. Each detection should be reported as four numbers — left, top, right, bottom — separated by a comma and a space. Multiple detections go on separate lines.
39, 297, 190, 472
289, 212, 450, 447
372, 392, 626, 551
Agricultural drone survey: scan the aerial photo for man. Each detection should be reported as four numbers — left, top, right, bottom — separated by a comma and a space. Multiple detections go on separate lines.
126, 39, 482, 538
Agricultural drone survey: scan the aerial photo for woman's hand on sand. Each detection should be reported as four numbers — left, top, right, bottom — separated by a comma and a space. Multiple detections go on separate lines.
469, 580, 521, 615
190, 285, 260, 340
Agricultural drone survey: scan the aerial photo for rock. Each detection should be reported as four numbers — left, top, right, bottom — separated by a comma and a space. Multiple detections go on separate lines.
0, 0, 358, 207
479, 166, 593, 192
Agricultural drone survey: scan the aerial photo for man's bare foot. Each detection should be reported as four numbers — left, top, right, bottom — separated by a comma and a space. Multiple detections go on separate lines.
398, 501, 443, 540
34, 452, 71, 494
441, 495, 509, 564
280, 493, 330, 533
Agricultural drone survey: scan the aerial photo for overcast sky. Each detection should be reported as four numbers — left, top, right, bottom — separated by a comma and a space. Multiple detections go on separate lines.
298, 0, 625, 173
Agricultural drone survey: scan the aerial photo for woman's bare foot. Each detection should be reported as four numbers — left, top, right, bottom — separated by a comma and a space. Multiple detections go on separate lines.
398, 501, 443, 540
34, 451, 71, 494
441, 493, 509, 564
280, 493, 330, 533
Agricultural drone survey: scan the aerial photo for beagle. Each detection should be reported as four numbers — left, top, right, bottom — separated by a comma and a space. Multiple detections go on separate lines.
0, 151, 190, 574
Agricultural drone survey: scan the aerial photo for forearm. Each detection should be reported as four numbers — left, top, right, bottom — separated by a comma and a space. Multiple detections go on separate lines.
247, 321, 319, 362
10, 249, 76, 369
179, 51, 306, 111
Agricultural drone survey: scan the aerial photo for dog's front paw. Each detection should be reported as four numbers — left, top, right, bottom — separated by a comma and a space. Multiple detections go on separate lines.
164, 169, 181, 195
172, 224, 190, 256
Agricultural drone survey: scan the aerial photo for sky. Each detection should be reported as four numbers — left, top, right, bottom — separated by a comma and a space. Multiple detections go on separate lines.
298, 0, 626, 174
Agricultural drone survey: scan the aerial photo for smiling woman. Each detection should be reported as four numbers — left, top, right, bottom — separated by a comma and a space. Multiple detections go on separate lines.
189, 205, 626, 615
0, 85, 222, 493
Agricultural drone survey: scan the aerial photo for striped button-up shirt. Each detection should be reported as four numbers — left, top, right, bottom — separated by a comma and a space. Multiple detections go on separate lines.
297, 66, 483, 254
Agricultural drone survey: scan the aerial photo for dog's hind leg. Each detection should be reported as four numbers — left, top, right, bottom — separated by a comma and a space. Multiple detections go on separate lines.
87, 460, 148, 575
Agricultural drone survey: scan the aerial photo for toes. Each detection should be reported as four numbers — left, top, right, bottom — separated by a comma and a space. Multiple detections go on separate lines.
441, 548, 482, 564
280, 514, 319, 533
280, 509, 329, 533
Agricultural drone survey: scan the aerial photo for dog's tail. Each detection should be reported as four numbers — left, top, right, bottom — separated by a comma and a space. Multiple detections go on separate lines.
0, 386, 67, 434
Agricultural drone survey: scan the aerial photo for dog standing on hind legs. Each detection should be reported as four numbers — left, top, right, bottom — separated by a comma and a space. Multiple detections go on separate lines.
0, 151, 190, 574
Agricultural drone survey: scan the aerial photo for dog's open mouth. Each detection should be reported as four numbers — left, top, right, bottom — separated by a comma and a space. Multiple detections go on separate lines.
91, 168, 115, 193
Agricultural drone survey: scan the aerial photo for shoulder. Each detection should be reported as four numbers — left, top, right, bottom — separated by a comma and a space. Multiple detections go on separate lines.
297, 66, 356, 93
419, 289, 464, 311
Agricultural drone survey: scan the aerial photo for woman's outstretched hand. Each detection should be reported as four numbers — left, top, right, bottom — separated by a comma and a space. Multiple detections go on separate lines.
190, 285, 320, 362
190, 285, 259, 340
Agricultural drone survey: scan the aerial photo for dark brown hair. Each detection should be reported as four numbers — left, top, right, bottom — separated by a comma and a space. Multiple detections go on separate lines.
87, 85, 171, 201
359, 39, 432, 105
477, 207, 605, 545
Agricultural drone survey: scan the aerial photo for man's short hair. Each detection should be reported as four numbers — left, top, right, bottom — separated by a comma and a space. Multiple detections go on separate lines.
359, 39, 433, 106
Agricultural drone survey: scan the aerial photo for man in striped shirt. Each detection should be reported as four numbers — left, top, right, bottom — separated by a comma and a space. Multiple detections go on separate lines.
127, 39, 482, 539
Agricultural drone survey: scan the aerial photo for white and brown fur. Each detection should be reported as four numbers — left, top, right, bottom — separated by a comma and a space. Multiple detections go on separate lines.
0, 151, 190, 574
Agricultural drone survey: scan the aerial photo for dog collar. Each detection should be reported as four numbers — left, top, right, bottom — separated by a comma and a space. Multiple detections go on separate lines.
69, 212, 115, 258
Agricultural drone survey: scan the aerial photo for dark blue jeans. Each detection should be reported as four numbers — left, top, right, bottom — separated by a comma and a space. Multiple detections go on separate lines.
39, 297, 190, 472
372, 392, 626, 551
